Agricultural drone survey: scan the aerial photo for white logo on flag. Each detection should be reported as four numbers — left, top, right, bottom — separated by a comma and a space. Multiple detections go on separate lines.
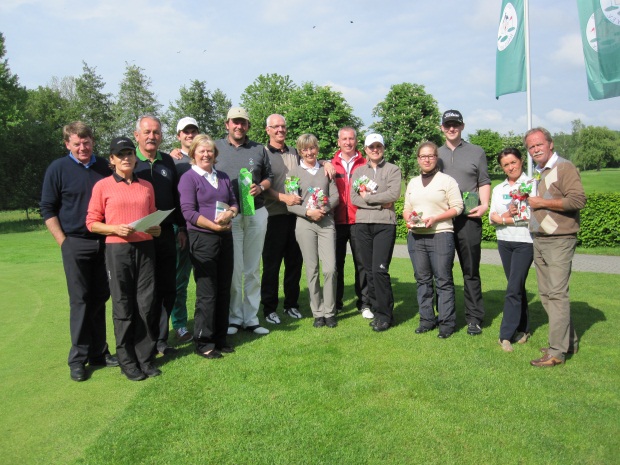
497, 3, 518, 52
601, 0, 620, 26
587, 14, 598, 52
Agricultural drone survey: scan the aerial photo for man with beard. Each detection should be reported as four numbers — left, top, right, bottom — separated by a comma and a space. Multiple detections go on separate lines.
215, 108, 273, 335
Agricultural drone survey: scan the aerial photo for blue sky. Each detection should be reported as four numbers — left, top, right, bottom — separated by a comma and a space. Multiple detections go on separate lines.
1, 0, 619, 138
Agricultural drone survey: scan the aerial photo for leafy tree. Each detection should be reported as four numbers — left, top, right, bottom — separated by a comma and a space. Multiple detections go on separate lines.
112, 63, 161, 139
240, 73, 297, 144
551, 132, 574, 160
163, 80, 230, 149
49, 75, 77, 102
211, 88, 232, 140
73, 62, 114, 147
370, 82, 442, 178
286, 82, 362, 158
469, 129, 504, 175
0, 32, 28, 210
11, 86, 71, 212
573, 126, 620, 171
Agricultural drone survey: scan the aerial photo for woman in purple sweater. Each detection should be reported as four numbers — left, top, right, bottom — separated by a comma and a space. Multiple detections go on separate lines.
178, 135, 239, 359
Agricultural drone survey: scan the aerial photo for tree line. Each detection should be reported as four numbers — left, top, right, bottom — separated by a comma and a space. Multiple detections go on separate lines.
1, 32, 618, 214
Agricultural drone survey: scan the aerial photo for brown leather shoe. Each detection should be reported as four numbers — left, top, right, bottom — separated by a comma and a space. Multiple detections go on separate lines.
530, 354, 564, 367
539, 346, 578, 355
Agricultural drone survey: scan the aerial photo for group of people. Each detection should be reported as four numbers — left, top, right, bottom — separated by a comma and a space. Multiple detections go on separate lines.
41, 107, 586, 383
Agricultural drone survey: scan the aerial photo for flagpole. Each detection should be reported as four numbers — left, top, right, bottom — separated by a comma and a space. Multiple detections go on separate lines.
524, 0, 532, 176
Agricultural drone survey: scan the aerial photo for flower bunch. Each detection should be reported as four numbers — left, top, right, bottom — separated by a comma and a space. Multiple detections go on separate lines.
352, 175, 378, 194
407, 211, 424, 228
306, 187, 328, 210
509, 180, 535, 221
509, 181, 533, 202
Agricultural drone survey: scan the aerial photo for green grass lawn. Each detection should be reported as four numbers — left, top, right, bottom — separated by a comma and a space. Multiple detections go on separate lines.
1, 227, 619, 465
579, 167, 620, 194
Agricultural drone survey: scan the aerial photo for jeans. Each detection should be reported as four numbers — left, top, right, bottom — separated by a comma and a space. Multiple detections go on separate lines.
407, 232, 456, 333
497, 240, 533, 341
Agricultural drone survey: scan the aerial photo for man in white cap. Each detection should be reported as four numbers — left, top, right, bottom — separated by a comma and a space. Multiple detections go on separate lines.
215, 107, 273, 335
169, 117, 199, 344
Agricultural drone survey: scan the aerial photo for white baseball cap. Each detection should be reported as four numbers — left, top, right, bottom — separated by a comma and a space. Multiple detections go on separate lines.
364, 133, 384, 147
176, 117, 199, 133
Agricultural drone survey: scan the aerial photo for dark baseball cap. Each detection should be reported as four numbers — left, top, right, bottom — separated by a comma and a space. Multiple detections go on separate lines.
109, 137, 135, 155
441, 110, 464, 125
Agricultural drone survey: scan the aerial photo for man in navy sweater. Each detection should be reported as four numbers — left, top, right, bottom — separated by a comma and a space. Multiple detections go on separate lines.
40, 121, 119, 382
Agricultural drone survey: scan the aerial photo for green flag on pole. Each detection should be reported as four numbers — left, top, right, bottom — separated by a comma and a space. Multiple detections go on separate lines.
496, 0, 526, 98
577, 0, 620, 100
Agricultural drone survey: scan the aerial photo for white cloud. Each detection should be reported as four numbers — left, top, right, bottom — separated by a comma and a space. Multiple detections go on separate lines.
552, 34, 584, 68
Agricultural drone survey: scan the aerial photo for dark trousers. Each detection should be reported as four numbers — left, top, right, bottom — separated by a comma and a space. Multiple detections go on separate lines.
260, 214, 302, 315
153, 227, 178, 351
408, 232, 457, 333
106, 241, 157, 370
171, 225, 192, 330
352, 223, 396, 324
60, 236, 110, 367
189, 231, 233, 352
498, 240, 533, 341
453, 216, 485, 324
335, 223, 368, 309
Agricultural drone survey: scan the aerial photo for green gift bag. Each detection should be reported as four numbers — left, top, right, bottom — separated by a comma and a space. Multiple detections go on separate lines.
239, 168, 255, 216
462, 191, 479, 215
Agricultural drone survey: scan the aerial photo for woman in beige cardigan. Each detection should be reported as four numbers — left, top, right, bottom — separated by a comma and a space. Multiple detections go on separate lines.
403, 141, 463, 339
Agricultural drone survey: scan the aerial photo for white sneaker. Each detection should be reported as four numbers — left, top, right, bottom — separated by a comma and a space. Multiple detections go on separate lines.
227, 326, 239, 335
265, 312, 281, 324
284, 307, 302, 319
252, 326, 270, 335
361, 308, 374, 319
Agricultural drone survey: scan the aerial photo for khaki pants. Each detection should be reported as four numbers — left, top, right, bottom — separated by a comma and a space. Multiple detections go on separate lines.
533, 235, 578, 360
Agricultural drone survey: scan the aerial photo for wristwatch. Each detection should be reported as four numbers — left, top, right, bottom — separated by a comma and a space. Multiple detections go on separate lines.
227, 209, 238, 218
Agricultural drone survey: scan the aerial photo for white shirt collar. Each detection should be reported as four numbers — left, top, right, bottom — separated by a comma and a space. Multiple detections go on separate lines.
192, 164, 217, 177
536, 152, 559, 173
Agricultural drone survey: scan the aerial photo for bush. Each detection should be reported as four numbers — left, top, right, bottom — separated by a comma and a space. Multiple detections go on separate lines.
395, 193, 619, 248
578, 193, 620, 247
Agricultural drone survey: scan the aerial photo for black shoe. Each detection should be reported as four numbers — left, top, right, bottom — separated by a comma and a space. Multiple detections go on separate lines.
217, 346, 235, 354
89, 353, 120, 367
122, 367, 147, 381
467, 322, 482, 336
325, 316, 337, 328
372, 320, 391, 332
70, 364, 87, 382
437, 332, 453, 339
195, 347, 223, 359
313, 317, 326, 328
140, 363, 161, 378
415, 325, 435, 334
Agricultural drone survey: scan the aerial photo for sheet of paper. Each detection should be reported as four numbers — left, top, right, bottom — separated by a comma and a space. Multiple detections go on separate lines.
129, 209, 175, 232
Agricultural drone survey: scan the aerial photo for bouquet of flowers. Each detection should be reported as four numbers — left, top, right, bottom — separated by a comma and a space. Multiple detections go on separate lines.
407, 211, 424, 228
509, 180, 535, 221
352, 175, 378, 194
284, 176, 300, 195
306, 187, 328, 210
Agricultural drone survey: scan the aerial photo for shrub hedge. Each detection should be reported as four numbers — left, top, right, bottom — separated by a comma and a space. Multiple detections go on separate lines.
394, 193, 619, 248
